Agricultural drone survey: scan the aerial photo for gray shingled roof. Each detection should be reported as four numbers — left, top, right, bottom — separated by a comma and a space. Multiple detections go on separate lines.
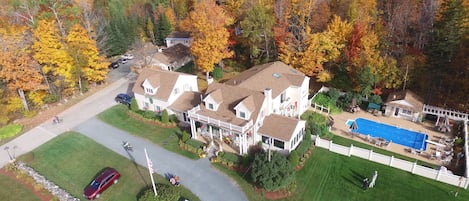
258, 114, 302, 141
132, 68, 181, 101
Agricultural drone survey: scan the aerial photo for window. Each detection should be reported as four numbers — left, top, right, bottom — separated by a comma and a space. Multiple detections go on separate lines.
401, 109, 412, 115
208, 103, 214, 110
262, 136, 269, 144
156, 106, 161, 112
174, 87, 179, 94
280, 92, 286, 103
239, 111, 246, 118
260, 110, 264, 118
274, 139, 284, 149
145, 87, 153, 94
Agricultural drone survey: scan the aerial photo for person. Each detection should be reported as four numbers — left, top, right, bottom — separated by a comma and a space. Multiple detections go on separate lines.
362, 178, 369, 191
53, 116, 60, 124
122, 141, 132, 151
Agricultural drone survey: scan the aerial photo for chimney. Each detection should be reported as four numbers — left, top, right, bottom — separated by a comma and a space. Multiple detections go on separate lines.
264, 88, 273, 115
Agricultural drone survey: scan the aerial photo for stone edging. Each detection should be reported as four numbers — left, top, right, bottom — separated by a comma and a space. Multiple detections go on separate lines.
15, 161, 80, 201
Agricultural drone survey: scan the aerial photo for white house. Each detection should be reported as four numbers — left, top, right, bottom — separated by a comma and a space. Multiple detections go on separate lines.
145, 44, 193, 71
188, 61, 310, 155
165, 31, 191, 48
132, 68, 200, 123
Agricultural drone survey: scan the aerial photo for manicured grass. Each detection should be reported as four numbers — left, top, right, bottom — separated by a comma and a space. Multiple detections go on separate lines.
18, 132, 199, 201
215, 148, 468, 201
329, 134, 439, 169
98, 105, 199, 159
0, 173, 41, 201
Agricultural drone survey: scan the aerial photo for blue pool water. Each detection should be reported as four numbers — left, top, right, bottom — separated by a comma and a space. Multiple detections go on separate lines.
346, 118, 428, 151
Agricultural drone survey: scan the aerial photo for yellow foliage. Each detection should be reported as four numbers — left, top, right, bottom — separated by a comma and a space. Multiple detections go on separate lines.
181, 0, 234, 73
165, 7, 177, 28
326, 15, 353, 45
32, 20, 76, 88
6, 97, 23, 113
28, 90, 47, 107
316, 71, 333, 82
66, 23, 108, 83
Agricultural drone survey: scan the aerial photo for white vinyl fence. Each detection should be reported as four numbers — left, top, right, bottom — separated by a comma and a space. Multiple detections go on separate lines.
314, 135, 469, 189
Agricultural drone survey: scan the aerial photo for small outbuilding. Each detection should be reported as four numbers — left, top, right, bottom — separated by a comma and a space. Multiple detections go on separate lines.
384, 90, 423, 122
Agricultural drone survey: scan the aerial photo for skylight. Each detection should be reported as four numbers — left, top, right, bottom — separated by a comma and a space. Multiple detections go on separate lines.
272, 73, 281, 78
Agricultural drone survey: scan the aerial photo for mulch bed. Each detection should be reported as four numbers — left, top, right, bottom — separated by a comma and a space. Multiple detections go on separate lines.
0, 167, 54, 201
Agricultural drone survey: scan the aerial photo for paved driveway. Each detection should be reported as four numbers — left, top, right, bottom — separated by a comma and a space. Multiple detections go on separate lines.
0, 76, 248, 201
75, 118, 247, 201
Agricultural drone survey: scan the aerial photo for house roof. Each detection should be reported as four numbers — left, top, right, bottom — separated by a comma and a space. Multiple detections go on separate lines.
225, 61, 306, 97
151, 44, 192, 66
258, 114, 302, 141
169, 91, 202, 112
385, 90, 424, 112
195, 82, 265, 127
166, 31, 190, 39
132, 68, 185, 101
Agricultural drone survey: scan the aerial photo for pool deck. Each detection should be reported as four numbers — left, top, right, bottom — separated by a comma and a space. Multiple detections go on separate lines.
329, 111, 449, 166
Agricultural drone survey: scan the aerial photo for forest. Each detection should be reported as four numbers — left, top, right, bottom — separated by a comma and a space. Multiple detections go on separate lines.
0, 0, 468, 126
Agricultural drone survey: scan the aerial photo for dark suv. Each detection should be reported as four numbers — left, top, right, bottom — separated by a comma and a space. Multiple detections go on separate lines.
109, 61, 119, 69
83, 167, 120, 200
115, 93, 132, 106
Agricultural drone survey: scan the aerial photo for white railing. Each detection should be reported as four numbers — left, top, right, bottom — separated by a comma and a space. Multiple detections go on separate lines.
314, 135, 469, 189
422, 104, 469, 121
464, 120, 469, 178
188, 105, 253, 133
311, 103, 330, 114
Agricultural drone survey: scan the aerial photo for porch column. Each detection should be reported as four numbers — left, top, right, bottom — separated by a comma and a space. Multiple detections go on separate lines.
243, 133, 248, 154
239, 134, 243, 154
190, 118, 197, 139
209, 125, 213, 140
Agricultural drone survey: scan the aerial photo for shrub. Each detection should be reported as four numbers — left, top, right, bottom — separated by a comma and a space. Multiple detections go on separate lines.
181, 131, 190, 143
138, 183, 180, 201
251, 151, 295, 191
130, 98, 139, 111
288, 150, 299, 167
161, 109, 169, 123
221, 152, 241, 164
212, 66, 223, 80
186, 139, 204, 150
0, 124, 23, 140
369, 94, 383, 104
142, 110, 156, 119
43, 93, 59, 104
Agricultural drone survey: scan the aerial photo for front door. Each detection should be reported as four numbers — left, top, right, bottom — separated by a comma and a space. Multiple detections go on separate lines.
394, 108, 400, 116
183, 112, 188, 122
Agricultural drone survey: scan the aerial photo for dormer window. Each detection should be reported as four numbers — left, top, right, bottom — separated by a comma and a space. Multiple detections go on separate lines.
174, 87, 179, 94
208, 103, 214, 110
145, 87, 153, 94
240, 111, 246, 118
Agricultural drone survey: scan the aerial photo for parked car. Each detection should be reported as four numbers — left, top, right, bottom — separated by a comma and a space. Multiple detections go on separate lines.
121, 54, 134, 60
108, 61, 119, 69
115, 93, 132, 106
117, 58, 128, 64
83, 167, 120, 200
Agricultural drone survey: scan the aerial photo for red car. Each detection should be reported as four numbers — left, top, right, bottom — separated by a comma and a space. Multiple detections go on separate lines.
83, 167, 120, 200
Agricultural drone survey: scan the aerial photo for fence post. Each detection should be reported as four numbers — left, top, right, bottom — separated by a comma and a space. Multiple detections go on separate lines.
436, 168, 442, 180
411, 162, 417, 174
368, 150, 373, 160
329, 140, 333, 151
349, 144, 353, 157
465, 177, 469, 189
389, 156, 394, 166
315, 135, 320, 146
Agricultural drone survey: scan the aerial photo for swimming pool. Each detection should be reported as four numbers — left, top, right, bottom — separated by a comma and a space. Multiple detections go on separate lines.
346, 118, 428, 151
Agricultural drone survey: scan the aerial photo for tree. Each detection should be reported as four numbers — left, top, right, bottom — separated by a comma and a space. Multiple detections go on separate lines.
250, 151, 295, 191
161, 109, 169, 123
0, 23, 46, 111
288, 150, 299, 167
240, 4, 275, 64
65, 23, 108, 92
181, 0, 233, 79
156, 12, 173, 46
32, 19, 75, 99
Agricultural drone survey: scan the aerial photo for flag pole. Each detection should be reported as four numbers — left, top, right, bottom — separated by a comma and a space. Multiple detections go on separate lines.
144, 148, 158, 196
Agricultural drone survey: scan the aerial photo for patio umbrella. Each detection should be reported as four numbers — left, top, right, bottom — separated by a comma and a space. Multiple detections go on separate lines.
439, 115, 451, 133
349, 121, 358, 132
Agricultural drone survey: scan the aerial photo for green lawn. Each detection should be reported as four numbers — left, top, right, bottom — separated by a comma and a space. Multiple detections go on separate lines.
216, 148, 468, 201
98, 105, 199, 159
18, 132, 199, 201
0, 173, 41, 201
329, 134, 439, 169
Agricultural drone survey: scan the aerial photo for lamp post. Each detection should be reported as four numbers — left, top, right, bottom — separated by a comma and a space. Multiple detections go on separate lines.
4, 146, 12, 161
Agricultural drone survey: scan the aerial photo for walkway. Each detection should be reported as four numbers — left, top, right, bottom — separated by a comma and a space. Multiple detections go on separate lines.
0, 77, 247, 201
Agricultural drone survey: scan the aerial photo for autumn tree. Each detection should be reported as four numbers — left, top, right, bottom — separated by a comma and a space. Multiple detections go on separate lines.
66, 23, 108, 93
181, 0, 233, 79
0, 24, 46, 111
32, 20, 75, 99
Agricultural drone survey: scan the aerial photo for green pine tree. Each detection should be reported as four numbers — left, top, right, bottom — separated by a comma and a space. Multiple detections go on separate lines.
157, 12, 173, 46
